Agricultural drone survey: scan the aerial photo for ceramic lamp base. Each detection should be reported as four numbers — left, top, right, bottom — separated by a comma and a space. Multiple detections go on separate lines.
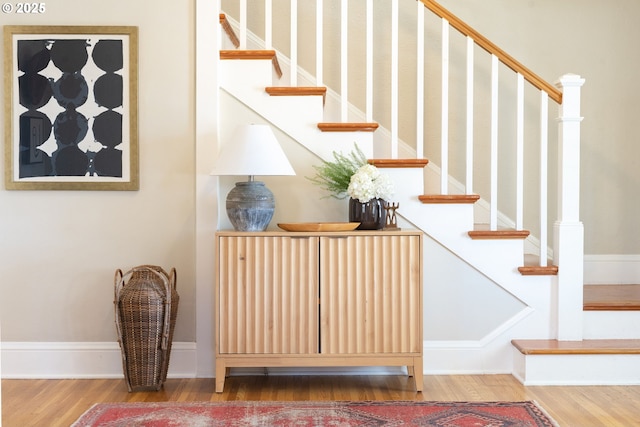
226, 181, 275, 231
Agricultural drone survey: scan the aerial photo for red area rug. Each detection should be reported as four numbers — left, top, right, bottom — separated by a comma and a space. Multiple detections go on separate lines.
72, 400, 559, 426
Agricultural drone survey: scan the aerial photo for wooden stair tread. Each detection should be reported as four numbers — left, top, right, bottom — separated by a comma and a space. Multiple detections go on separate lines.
518, 254, 558, 276
317, 123, 379, 132
369, 159, 429, 168
518, 265, 559, 275
266, 87, 327, 96
266, 87, 327, 105
418, 194, 480, 204
584, 284, 640, 311
512, 339, 640, 355
468, 228, 530, 240
220, 50, 283, 78
219, 13, 240, 48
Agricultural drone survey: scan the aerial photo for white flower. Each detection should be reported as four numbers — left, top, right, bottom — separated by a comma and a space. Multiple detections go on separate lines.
347, 164, 394, 203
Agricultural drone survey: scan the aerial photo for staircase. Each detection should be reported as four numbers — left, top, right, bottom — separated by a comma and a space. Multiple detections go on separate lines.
217, 3, 640, 385
513, 284, 640, 385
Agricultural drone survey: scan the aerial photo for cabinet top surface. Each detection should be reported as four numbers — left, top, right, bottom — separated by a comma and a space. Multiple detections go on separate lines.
216, 229, 422, 237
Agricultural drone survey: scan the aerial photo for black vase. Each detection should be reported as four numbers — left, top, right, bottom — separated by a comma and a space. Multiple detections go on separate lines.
349, 197, 386, 230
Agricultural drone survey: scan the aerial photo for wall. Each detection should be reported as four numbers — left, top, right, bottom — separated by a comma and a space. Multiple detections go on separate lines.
0, 1, 196, 346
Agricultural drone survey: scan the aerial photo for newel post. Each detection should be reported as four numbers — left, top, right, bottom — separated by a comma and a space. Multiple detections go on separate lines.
553, 74, 585, 341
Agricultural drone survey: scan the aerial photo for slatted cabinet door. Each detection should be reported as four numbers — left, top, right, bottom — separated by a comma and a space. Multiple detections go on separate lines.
319, 234, 422, 354
217, 235, 319, 354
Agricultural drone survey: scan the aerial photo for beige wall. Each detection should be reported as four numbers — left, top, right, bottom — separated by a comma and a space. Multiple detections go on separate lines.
0, 2, 196, 341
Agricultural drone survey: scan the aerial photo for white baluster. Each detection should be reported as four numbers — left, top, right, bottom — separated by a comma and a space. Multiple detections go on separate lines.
440, 18, 449, 194
366, 0, 373, 122
290, 0, 297, 86
340, 0, 348, 122
265, 0, 272, 49
465, 36, 474, 194
490, 54, 498, 230
391, 0, 399, 158
539, 91, 549, 266
239, 0, 247, 49
416, 2, 424, 160
516, 73, 524, 230
316, 0, 323, 86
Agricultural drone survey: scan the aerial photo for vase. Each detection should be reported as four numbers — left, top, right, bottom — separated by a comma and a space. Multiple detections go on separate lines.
349, 197, 386, 230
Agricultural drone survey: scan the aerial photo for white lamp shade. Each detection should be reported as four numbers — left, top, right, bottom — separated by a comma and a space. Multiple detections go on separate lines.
210, 124, 296, 176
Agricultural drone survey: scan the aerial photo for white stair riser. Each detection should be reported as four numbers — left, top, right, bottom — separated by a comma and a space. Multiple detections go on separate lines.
584, 311, 640, 339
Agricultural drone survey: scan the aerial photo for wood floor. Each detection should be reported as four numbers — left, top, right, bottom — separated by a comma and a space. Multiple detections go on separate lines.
3, 374, 640, 426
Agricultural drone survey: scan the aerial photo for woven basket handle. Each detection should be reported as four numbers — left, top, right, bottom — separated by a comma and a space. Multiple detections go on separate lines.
113, 269, 126, 365
169, 267, 177, 291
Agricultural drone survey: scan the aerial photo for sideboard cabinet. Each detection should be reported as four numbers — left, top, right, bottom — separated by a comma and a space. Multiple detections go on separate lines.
214, 230, 423, 392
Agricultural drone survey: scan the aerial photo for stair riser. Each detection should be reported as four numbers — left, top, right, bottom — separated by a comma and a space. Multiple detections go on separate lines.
584, 311, 640, 339
221, 59, 274, 92
513, 350, 640, 385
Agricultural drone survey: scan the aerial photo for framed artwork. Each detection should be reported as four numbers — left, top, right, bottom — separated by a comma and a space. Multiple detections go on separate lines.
3, 25, 138, 190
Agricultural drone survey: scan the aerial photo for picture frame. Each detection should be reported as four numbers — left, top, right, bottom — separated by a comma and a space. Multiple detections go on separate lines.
3, 25, 139, 190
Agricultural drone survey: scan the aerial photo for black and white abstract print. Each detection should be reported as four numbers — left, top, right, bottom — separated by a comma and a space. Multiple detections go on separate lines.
14, 34, 130, 182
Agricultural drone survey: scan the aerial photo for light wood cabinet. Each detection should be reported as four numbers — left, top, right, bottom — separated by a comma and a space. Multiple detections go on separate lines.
215, 230, 423, 392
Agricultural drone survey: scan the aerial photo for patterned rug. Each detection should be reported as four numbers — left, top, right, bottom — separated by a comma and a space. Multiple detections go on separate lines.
71, 400, 559, 426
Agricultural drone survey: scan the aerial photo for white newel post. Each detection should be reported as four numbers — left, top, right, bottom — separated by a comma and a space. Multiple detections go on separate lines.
553, 74, 585, 341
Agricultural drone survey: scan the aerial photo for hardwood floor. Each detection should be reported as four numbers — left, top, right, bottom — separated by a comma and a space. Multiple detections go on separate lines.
3, 375, 640, 426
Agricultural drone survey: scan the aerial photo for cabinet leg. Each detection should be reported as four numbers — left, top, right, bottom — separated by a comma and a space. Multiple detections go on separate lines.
407, 365, 415, 377
413, 357, 423, 392
215, 361, 227, 393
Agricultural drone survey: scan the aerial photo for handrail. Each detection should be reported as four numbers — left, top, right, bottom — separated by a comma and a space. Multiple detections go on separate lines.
419, 0, 563, 104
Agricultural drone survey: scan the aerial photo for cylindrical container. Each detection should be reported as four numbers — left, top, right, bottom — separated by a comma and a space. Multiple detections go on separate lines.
114, 265, 178, 392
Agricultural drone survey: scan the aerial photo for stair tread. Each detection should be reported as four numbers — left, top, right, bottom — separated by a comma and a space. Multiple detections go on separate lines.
317, 122, 379, 132
512, 339, 640, 355
266, 87, 327, 96
468, 227, 530, 239
584, 284, 640, 311
518, 265, 559, 276
266, 87, 327, 105
418, 194, 480, 204
220, 50, 283, 78
369, 159, 429, 168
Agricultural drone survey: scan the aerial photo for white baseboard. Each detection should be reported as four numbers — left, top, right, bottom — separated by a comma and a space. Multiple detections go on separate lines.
0, 341, 418, 379
1, 341, 496, 379
584, 255, 640, 284
1, 342, 196, 379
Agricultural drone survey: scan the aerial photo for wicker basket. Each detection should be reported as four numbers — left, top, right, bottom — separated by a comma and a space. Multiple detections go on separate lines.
114, 265, 179, 392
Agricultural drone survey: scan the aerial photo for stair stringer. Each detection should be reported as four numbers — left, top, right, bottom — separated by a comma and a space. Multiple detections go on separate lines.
219, 58, 374, 161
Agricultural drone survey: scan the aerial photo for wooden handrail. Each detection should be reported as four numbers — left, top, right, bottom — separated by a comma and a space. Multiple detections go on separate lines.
419, 0, 562, 104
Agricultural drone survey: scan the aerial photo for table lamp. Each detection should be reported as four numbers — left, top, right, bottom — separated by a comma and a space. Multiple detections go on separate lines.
211, 124, 295, 231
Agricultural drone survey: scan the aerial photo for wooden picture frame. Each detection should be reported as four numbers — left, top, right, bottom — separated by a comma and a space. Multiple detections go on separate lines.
3, 25, 138, 190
